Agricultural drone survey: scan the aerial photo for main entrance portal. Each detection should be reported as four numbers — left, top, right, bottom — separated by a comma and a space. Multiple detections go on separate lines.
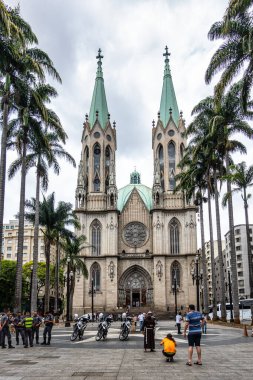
118, 265, 153, 308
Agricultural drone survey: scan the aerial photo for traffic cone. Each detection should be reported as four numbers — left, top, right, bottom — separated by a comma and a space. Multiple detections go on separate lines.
243, 324, 248, 337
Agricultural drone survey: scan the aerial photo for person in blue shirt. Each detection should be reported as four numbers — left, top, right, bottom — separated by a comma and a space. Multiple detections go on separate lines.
183, 304, 204, 366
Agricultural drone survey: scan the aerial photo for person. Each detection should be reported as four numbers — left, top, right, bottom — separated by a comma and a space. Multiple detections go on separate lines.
160, 333, 177, 362
41, 311, 54, 345
32, 311, 42, 344
183, 304, 204, 366
13, 312, 25, 345
23, 311, 34, 348
202, 314, 207, 334
1, 311, 15, 349
142, 311, 156, 352
175, 311, 182, 334
138, 312, 144, 332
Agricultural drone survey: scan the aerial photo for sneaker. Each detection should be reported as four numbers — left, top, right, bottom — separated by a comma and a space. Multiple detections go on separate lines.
41, 342, 46, 345
8, 345, 15, 349
24, 346, 28, 348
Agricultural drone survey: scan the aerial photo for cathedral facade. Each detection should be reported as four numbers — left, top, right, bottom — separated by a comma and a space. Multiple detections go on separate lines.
73, 48, 198, 315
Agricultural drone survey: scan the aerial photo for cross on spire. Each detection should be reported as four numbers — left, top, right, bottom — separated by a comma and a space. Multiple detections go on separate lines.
96, 48, 103, 64
163, 46, 170, 62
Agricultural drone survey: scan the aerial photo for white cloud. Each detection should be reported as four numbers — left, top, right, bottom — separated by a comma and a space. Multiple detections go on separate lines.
3, 0, 253, 246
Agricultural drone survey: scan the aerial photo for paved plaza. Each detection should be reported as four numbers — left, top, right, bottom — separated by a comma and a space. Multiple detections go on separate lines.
0, 321, 253, 380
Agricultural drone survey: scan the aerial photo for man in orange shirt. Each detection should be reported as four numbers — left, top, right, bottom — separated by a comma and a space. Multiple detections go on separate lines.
160, 333, 177, 362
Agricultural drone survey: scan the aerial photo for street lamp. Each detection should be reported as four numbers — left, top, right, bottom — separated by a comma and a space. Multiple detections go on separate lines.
225, 270, 234, 322
191, 254, 203, 311
30, 264, 33, 313
90, 279, 96, 321
65, 256, 72, 327
172, 274, 179, 316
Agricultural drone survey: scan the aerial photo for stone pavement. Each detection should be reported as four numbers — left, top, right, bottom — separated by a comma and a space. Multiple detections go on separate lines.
0, 322, 252, 380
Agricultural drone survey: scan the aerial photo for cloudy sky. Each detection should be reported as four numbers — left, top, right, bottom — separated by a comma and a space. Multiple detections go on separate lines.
4, 0, 253, 243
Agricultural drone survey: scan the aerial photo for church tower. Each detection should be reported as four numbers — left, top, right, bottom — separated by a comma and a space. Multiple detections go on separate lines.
151, 46, 197, 311
74, 50, 118, 315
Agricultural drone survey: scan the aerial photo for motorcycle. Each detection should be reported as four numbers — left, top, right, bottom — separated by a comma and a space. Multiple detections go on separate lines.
70, 315, 90, 341
95, 316, 113, 341
119, 317, 131, 341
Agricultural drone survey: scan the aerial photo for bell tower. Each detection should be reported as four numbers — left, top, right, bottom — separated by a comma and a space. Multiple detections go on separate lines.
75, 49, 117, 211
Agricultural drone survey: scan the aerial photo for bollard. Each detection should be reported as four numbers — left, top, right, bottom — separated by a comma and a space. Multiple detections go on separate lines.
131, 320, 136, 334
243, 324, 248, 337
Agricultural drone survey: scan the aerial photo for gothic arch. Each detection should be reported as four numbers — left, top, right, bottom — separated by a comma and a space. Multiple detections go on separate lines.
180, 143, 185, 160
84, 146, 89, 174
118, 265, 153, 307
90, 219, 102, 256
168, 141, 176, 190
171, 260, 181, 288
157, 144, 164, 191
90, 262, 101, 291
93, 143, 101, 191
169, 217, 181, 254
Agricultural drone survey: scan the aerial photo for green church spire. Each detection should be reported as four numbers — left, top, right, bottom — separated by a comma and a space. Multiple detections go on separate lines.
89, 49, 109, 129
159, 46, 180, 127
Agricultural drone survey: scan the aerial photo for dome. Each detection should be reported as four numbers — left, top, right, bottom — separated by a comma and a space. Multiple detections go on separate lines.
117, 184, 152, 212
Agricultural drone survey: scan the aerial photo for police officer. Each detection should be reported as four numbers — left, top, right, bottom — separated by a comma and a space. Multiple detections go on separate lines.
41, 311, 54, 345
1, 311, 15, 349
13, 312, 25, 345
23, 311, 34, 348
32, 311, 42, 344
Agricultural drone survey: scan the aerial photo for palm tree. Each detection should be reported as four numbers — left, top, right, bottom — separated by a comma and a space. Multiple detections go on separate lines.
191, 83, 253, 322
61, 235, 88, 320
205, 7, 253, 111
225, 1, 253, 20
0, 3, 38, 270
9, 115, 75, 312
25, 193, 79, 312
222, 161, 253, 301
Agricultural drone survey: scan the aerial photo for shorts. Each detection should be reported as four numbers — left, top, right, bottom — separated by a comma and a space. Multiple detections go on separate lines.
188, 333, 201, 347
162, 350, 175, 358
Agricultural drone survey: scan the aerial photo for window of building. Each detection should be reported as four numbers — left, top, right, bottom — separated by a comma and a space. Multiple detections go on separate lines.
168, 142, 176, 190
158, 144, 164, 191
238, 271, 243, 277
169, 218, 180, 254
239, 280, 244, 286
91, 220, 101, 256
90, 262, 101, 291
7, 247, 12, 251
236, 237, 241, 242
235, 229, 240, 235
7, 239, 12, 244
171, 261, 180, 287
7, 253, 11, 258
236, 246, 241, 251
8, 233, 12, 236
93, 143, 101, 192
249, 229, 252, 234
239, 288, 245, 294
237, 254, 242, 260
23, 246, 28, 250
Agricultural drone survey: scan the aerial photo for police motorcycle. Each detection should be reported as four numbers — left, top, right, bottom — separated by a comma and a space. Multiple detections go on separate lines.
70, 314, 90, 341
95, 314, 113, 341
119, 315, 132, 341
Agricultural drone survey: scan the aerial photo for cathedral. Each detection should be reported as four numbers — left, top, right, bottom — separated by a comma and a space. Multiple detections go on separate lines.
73, 47, 198, 315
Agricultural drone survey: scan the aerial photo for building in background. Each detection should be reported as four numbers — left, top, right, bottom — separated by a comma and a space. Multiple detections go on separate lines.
205, 240, 225, 304
225, 224, 253, 299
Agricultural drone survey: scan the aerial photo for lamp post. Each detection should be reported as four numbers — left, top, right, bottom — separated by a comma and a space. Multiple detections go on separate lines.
172, 274, 179, 316
90, 279, 96, 321
65, 256, 71, 327
225, 270, 234, 322
30, 264, 33, 313
191, 254, 203, 311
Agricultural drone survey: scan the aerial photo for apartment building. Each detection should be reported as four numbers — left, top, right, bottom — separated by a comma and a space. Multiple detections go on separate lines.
225, 224, 253, 299
205, 240, 225, 304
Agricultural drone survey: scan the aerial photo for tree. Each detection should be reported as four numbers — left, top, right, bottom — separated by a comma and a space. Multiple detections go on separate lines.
205, 6, 253, 111
223, 161, 253, 301
25, 193, 79, 312
0, 259, 16, 310
61, 235, 88, 319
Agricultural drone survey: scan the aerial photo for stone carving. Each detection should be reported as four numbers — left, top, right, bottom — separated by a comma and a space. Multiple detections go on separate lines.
185, 215, 196, 229
123, 222, 147, 247
107, 217, 117, 230
153, 216, 164, 229
156, 260, 163, 281
108, 261, 115, 281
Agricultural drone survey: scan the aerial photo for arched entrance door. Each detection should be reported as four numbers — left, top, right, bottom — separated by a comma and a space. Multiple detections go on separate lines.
118, 265, 153, 308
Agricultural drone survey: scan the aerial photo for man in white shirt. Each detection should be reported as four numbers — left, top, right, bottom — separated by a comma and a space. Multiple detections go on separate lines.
175, 311, 182, 334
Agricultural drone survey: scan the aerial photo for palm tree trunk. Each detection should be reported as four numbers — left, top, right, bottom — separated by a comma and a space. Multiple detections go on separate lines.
199, 200, 209, 314
226, 155, 240, 323
243, 188, 253, 324
14, 139, 27, 312
207, 185, 218, 320
213, 169, 226, 321
30, 166, 40, 312
44, 237, 51, 312
0, 99, 9, 271
54, 237, 60, 314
